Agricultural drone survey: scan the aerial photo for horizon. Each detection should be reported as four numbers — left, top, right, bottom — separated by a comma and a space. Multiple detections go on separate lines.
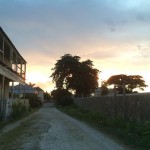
1, 0, 150, 92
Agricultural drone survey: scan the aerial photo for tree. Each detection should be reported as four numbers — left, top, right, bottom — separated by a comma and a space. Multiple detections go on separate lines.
106, 74, 147, 94
101, 81, 109, 96
51, 89, 73, 106
44, 91, 51, 101
51, 54, 99, 97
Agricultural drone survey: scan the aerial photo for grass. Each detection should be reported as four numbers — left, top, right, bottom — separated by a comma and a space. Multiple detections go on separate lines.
0, 107, 40, 132
0, 107, 41, 150
58, 104, 150, 150
0, 119, 36, 150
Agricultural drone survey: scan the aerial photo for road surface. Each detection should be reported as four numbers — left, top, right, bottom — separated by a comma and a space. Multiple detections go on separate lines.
0, 103, 128, 150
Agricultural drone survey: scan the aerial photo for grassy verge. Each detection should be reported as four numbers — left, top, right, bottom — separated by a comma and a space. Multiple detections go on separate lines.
0, 118, 37, 150
0, 106, 43, 150
0, 107, 40, 132
58, 104, 150, 150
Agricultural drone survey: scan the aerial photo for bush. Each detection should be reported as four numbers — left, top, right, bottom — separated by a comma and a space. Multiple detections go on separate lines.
12, 102, 27, 119
25, 93, 42, 108
59, 97, 74, 106
59, 105, 150, 149
51, 89, 73, 106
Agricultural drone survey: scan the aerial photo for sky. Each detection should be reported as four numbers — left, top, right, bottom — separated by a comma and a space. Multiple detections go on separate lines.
0, 0, 150, 92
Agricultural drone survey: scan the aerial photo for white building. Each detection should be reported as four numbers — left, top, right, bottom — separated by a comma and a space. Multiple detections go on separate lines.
10, 84, 44, 102
0, 27, 28, 120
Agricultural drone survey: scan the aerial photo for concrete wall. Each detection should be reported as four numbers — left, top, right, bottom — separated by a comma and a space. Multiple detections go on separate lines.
74, 93, 150, 122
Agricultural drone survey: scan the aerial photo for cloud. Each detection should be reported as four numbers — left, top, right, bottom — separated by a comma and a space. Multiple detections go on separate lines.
137, 42, 150, 58
1, 0, 150, 48
1, 0, 150, 91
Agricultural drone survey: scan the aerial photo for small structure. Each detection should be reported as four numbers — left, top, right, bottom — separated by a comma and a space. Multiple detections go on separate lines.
36, 87, 44, 102
10, 84, 44, 102
94, 87, 101, 97
0, 27, 27, 120
94, 87, 114, 97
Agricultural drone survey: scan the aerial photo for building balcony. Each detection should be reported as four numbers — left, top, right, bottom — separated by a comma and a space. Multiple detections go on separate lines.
0, 27, 26, 83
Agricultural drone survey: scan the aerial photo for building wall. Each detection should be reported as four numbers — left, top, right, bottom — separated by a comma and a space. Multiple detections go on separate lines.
38, 91, 44, 102
74, 93, 150, 122
0, 27, 27, 120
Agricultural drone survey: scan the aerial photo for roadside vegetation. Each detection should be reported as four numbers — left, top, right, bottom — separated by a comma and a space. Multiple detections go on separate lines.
51, 54, 149, 149
51, 85, 150, 149
12, 93, 42, 120
0, 107, 39, 133
0, 118, 37, 150
51, 88, 73, 106
58, 104, 150, 150
25, 93, 42, 108
0, 93, 42, 131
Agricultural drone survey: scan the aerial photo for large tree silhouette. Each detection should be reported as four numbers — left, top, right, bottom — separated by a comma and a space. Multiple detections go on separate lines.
51, 54, 99, 97
107, 74, 147, 94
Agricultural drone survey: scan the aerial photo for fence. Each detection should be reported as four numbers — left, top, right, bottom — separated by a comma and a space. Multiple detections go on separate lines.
74, 93, 150, 122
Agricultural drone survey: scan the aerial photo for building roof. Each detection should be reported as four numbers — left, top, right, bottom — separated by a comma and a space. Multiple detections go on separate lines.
10, 84, 35, 94
36, 87, 44, 91
12, 84, 35, 90
10, 84, 44, 94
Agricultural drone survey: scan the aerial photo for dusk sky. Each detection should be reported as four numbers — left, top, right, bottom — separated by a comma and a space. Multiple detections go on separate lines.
0, 0, 150, 92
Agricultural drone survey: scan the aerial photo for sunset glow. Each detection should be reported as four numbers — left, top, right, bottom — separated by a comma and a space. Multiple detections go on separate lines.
1, 0, 150, 92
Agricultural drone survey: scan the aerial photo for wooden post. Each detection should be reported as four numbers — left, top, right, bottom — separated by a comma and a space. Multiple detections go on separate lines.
114, 84, 117, 116
24, 63, 26, 79
23, 83, 25, 99
11, 81, 14, 100
15, 55, 18, 72
20, 61, 22, 77
123, 83, 127, 120
1, 76, 5, 120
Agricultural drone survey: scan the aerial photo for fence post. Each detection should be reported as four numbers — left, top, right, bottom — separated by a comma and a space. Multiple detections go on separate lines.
123, 83, 127, 121
114, 85, 117, 117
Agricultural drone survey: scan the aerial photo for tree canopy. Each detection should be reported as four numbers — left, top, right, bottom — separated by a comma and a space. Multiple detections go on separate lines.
106, 74, 147, 94
101, 81, 109, 96
51, 54, 99, 97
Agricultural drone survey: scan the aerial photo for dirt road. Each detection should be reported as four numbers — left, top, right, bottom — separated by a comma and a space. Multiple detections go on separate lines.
0, 103, 128, 150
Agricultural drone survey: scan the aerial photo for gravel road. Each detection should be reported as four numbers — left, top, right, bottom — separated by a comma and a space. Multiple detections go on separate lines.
1, 103, 128, 150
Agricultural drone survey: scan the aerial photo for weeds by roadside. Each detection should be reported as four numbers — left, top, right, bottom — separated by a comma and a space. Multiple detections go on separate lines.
58, 104, 150, 150
0, 107, 40, 132
0, 119, 35, 150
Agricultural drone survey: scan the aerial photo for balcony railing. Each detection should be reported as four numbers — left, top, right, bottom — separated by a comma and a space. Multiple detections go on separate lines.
0, 57, 26, 80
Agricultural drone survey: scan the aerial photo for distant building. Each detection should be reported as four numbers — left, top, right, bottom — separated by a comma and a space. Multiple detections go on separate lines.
94, 87, 114, 97
36, 87, 44, 102
94, 87, 101, 97
0, 27, 27, 120
10, 84, 44, 102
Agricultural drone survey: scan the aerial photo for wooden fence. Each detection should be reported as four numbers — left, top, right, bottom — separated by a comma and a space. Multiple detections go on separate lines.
74, 93, 150, 122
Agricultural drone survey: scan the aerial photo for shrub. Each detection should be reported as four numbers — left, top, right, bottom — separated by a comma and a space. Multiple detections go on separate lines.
59, 105, 150, 149
12, 102, 27, 119
59, 97, 74, 106
25, 93, 42, 108
51, 89, 73, 106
